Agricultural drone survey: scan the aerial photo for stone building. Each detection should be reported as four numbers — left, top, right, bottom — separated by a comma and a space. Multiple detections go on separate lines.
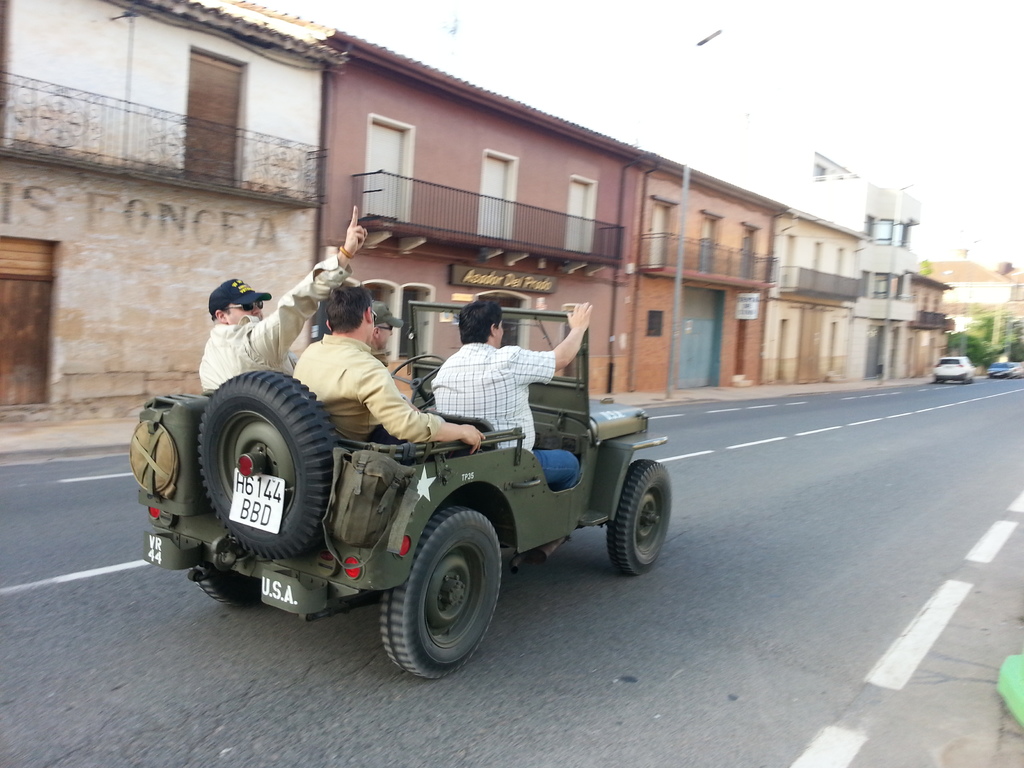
0, 0, 344, 418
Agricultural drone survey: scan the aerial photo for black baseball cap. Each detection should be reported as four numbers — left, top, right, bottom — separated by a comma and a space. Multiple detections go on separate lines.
209, 279, 272, 317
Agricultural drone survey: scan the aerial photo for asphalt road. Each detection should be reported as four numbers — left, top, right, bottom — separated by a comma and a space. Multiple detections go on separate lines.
3, 380, 1024, 767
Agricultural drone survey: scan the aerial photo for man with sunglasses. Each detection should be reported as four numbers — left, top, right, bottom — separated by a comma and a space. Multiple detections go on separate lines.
199, 206, 366, 391
369, 300, 403, 363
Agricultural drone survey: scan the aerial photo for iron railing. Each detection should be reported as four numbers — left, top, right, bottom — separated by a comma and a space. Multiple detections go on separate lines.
0, 72, 323, 204
639, 233, 772, 282
353, 171, 623, 263
777, 266, 860, 301
910, 310, 949, 330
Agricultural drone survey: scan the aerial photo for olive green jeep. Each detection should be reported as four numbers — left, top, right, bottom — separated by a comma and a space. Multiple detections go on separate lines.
132, 302, 671, 678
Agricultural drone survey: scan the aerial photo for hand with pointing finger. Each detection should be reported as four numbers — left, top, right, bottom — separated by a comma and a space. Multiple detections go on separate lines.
341, 206, 367, 264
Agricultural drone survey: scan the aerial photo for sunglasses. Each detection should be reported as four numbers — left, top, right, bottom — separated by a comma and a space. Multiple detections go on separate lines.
228, 301, 264, 311
375, 324, 394, 332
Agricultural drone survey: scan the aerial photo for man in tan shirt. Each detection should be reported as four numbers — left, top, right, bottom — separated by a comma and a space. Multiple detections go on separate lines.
294, 286, 482, 451
199, 207, 366, 391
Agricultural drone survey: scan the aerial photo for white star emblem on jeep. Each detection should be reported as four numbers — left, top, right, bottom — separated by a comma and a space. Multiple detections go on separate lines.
415, 466, 434, 501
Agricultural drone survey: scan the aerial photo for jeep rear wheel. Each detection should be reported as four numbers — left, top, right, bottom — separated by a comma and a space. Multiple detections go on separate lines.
380, 506, 501, 678
199, 372, 336, 559
607, 459, 671, 576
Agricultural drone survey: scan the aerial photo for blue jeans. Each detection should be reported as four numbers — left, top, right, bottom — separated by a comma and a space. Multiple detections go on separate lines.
535, 449, 580, 491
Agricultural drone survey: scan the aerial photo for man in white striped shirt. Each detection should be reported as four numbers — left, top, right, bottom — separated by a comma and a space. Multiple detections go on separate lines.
433, 300, 592, 490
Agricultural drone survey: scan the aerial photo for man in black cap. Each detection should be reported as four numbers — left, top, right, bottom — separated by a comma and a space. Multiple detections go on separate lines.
199, 207, 366, 391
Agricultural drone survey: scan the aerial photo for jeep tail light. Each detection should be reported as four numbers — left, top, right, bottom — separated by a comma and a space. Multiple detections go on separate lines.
238, 454, 254, 477
399, 536, 412, 557
343, 556, 362, 578
148, 507, 161, 518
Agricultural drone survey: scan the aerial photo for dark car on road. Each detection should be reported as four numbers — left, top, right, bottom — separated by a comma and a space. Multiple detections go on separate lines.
987, 362, 1023, 379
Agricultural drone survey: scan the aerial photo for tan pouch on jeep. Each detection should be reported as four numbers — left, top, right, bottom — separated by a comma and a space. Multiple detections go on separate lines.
130, 421, 179, 499
328, 449, 417, 549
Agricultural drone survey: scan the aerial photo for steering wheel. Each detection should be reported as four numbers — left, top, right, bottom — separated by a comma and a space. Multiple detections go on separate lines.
390, 354, 445, 406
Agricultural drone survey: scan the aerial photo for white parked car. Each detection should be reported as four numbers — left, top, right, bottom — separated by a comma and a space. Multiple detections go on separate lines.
933, 356, 975, 384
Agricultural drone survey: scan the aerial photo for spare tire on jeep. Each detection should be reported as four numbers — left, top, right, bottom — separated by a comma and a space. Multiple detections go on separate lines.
199, 371, 337, 559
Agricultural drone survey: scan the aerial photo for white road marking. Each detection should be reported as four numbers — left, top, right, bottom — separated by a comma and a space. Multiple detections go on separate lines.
707, 408, 740, 413
796, 426, 843, 436
649, 413, 685, 420
847, 418, 882, 426
1008, 489, 1024, 513
58, 472, 134, 484
885, 412, 913, 419
789, 726, 867, 768
747, 404, 777, 409
786, 401, 808, 405
866, 580, 973, 690
966, 521, 1018, 563
658, 450, 714, 463
0, 560, 150, 596
726, 437, 786, 450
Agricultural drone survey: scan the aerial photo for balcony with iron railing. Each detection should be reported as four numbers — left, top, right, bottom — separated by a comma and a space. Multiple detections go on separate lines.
638, 233, 773, 283
0, 72, 323, 204
777, 266, 861, 301
910, 310, 950, 330
353, 171, 623, 264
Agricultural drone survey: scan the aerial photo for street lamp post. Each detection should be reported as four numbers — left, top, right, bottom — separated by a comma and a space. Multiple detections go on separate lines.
665, 30, 721, 399
667, 165, 691, 399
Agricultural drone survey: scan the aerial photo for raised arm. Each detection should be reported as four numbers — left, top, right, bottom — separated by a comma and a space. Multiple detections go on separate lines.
553, 302, 592, 372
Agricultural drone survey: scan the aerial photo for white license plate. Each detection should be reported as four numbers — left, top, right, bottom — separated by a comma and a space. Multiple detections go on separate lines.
228, 469, 285, 534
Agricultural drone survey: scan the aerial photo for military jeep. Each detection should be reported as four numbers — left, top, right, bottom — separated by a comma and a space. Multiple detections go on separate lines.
132, 302, 671, 678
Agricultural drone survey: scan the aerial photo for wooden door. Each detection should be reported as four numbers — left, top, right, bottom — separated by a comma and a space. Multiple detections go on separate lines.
0, 238, 54, 405
185, 52, 242, 184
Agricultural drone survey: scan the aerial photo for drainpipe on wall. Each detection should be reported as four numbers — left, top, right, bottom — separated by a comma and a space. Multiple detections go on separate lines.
609, 152, 650, 394
666, 165, 690, 400
314, 66, 337, 265
626, 160, 660, 392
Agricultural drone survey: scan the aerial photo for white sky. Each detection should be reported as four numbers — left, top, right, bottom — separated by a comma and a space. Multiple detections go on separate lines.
266, 0, 1023, 267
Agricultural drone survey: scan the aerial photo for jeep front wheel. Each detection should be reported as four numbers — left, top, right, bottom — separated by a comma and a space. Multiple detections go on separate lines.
607, 459, 671, 575
380, 506, 501, 678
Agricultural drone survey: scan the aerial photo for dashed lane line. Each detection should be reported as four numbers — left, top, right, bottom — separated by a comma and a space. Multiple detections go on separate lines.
865, 579, 974, 691
1, 560, 149, 596
726, 436, 787, 450
1009, 490, 1024, 513
789, 726, 868, 768
966, 521, 1019, 563
658, 450, 715, 463
795, 426, 843, 436
58, 472, 134, 484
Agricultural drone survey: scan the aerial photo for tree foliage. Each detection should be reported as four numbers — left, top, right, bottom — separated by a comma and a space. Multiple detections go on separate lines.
947, 308, 1024, 367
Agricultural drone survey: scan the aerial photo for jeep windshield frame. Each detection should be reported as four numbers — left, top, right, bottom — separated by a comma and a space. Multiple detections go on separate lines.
406, 301, 591, 428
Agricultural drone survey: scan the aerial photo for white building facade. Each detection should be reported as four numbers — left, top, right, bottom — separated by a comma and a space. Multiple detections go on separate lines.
765, 211, 864, 383
803, 155, 922, 380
